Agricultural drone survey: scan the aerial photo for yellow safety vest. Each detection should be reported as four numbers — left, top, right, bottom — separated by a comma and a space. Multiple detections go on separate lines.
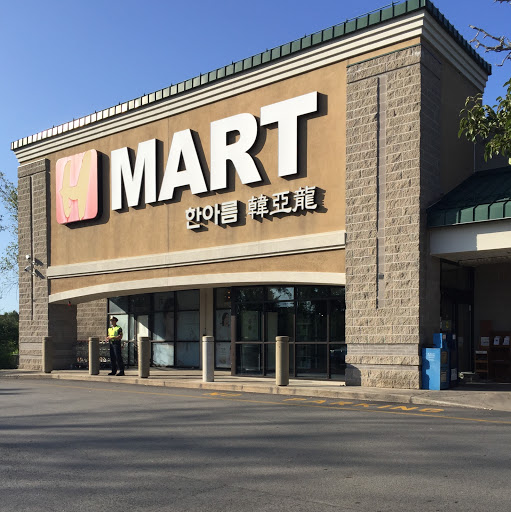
108, 325, 122, 340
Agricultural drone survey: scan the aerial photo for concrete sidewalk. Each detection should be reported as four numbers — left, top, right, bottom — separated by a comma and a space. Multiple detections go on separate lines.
2, 368, 511, 412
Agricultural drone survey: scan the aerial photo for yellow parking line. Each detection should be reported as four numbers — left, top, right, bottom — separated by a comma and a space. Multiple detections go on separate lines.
34, 381, 511, 425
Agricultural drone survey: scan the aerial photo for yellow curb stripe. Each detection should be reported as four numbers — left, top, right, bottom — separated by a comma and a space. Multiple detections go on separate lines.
32, 381, 511, 425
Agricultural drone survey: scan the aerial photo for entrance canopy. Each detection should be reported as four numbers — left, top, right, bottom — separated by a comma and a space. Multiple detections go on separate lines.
428, 166, 511, 264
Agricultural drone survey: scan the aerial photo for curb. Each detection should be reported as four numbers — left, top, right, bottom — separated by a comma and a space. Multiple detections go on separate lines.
2, 371, 493, 411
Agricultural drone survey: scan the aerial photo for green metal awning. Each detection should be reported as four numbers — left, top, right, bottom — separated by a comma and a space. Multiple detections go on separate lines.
427, 167, 511, 228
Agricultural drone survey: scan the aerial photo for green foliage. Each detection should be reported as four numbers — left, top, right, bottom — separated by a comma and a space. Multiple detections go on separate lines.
0, 310, 19, 368
459, 79, 511, 163
0, 172, 18, 287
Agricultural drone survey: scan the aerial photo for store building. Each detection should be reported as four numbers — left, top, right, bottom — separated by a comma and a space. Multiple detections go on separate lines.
13, 0, 500, 388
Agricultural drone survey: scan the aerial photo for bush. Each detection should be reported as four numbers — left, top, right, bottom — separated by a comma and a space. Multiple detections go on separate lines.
0, 311, 19, 369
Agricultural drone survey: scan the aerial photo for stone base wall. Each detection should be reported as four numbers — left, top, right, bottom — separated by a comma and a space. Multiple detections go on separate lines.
345, 343, 420, 388
345, 366, 420, 389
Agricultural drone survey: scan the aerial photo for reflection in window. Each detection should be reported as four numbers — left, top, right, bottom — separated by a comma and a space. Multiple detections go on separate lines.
239, 309, 263, 341
152, 342, 174, 366
330, 299, 346, 342
153, 311, 174, 341
176, 342, 200, 367
296, 344, 327, 377
236, 344, 262, 374
215, 309, 231, 341
215, 288, 231, 309
237, 287, 264, 302
177, 311, 200, 341
154, 292, 174, 312
177, 290, 199, 310
296, 301, 327, 341
267, 287, 294, 301
130, 295, 151, 314
266, 301, 294, 342
108, 296, 129, 314
215, 342, 231, 368
297, 286, 330, 300
330, 344, 347, 378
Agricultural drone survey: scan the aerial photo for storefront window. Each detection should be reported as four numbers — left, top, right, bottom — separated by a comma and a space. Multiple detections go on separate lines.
236, 344, 262, 375
296, 300, 327, 342
153, 311, 174, 341
214, 287, 232, 369
176, 311, 200, 341
234, 285, 345, 378
152, 342, 174, 366
176, 342, 199, 367
266, 301, 294, 342
329, 343, 347, 379
215, 310, 231, 341
130, 294, 151, 314
267, 287, 294, 301
177, 289, 200, 310
106, 290, 200, 368
330, 299, 346, 342
215, 342, 231, 369
154, 292, 174, 312
108, 296, 129, 314
237, 287, 264, 302
296, 344, 327, 377
237, 301, 263, 342
297, 286, 330, 299
176, 290, 200, 367
215, 288, 231, 309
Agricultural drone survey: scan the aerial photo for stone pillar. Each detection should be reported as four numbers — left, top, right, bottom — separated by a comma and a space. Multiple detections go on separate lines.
18, 159, 77, 371
276, 336, 289, 386
138, 336, 150, 378
88, 337, 100, 375
42, 337, 53, 373
202, 336, 214, 382
345, 45, 444, 389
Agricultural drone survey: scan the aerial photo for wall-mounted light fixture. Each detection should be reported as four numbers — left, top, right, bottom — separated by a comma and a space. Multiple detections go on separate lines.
24, 254, 38, 277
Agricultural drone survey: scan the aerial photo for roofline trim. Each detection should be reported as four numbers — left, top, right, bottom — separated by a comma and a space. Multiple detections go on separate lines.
11, 0, 490, 155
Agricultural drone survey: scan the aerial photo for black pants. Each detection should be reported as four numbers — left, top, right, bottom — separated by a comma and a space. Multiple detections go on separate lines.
109, 340, 124, 373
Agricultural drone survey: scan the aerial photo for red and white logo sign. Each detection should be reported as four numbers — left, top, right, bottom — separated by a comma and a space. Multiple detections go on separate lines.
56, 150, 98, 224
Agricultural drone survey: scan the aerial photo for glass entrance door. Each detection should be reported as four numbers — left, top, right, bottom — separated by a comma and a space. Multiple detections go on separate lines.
457, 304, 473, 373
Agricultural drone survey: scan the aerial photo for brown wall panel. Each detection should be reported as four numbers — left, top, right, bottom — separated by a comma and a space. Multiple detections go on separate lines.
50, 249, 345, 296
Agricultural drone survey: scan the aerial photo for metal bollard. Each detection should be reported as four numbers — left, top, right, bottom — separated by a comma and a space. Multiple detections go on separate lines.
42, 337, 53, 374
88, 337, 100, 375
202, 336, 214, 382
138, 336, 150, 378
276, 336, 290, 386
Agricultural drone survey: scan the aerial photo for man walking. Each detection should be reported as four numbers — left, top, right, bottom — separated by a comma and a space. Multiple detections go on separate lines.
107, 316, 125, 376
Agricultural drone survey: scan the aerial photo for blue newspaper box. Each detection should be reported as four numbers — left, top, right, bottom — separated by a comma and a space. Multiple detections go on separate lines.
432, 333, 447, 349
422, 348, 449, 390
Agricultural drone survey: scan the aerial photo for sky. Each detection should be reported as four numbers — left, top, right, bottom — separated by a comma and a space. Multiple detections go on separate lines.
0, 0, 510, 313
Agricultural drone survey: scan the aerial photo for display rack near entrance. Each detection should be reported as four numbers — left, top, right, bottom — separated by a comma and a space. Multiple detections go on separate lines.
478, 322, 511, 382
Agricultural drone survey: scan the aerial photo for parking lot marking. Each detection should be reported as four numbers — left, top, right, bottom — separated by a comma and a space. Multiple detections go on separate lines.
30, 380, 511, 425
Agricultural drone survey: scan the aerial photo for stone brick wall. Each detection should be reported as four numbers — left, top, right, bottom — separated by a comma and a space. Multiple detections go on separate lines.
18, 160, 49, 370
18, 159, 78, 370
345, 45, 443, 388
77, 299, 107, 340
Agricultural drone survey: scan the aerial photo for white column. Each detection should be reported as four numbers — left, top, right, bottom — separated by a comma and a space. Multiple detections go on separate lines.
88, 337, 100, 375
202, 336, 214, 382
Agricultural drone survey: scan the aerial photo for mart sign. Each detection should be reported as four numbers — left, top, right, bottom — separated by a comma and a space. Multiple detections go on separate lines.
56, 150, 98, 224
